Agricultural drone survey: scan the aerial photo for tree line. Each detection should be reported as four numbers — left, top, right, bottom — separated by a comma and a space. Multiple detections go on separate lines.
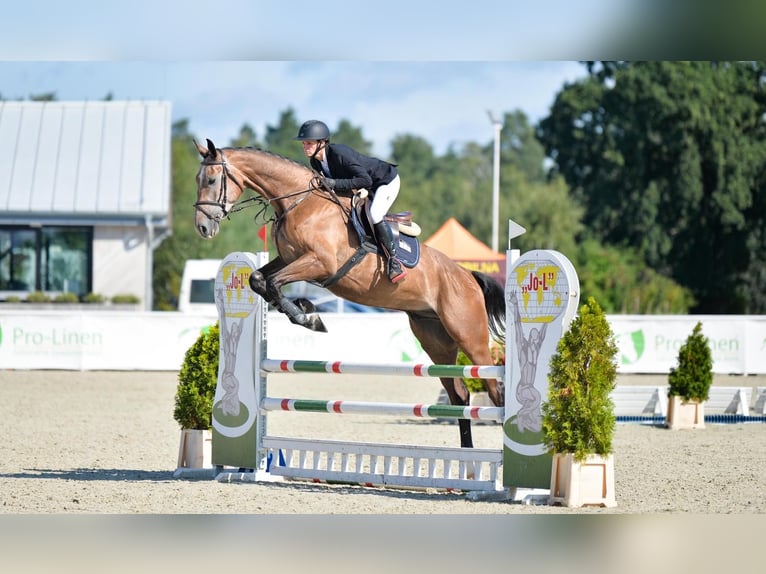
14, 63, 760, 314
158, 62, 766, 314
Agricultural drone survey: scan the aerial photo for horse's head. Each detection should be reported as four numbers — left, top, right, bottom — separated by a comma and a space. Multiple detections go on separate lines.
193, 138, 238, 238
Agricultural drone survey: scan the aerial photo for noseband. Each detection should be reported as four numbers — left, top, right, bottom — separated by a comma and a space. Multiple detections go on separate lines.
194, 150, 237, 222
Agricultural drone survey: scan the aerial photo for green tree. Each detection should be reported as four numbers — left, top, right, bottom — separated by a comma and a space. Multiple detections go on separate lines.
575, 237, 695, 313
332, 119, 374, 155
229, 123, 261, 148
174, 323, 220, 430
542, 297, 618, 461
263, 108, 303, 161
668, 321, 713, 402
153, 119, 218, 310
538, 61, 766, 313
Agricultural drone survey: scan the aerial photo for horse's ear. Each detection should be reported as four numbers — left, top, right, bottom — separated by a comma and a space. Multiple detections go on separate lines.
193, 138, 209, 158
206, 138, 217, 158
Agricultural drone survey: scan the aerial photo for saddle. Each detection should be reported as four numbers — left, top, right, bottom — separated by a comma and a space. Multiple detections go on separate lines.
318, 196, 421, 288
385, 211, 422, 238
351, 197, 421, 268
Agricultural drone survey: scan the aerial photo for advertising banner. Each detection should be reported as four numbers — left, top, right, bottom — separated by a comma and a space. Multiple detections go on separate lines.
0, 311, 216, 371
1, 311, 764, 374
611, 316, 766, 374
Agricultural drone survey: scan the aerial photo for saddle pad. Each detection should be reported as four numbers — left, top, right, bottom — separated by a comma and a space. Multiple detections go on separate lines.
396, 234, 420, 268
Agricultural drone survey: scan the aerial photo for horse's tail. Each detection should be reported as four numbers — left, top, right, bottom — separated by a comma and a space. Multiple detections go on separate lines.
472, 271, 506, 346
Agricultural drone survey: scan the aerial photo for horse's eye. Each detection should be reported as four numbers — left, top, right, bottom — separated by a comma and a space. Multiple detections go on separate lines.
208, 177, 216, 186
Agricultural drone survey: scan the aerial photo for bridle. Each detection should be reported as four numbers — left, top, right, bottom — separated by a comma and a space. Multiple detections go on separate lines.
194, 148, 350, 225
193, 150, 239, 222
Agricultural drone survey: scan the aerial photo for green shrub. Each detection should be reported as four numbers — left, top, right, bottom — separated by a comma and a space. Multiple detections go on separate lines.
668, 321, 713, 402
457, 343, 504, 393
111, 293, 141, 304
173, 323, 220, 430
542, 297, 618, 462
82, 292, 106, 303
53, 292, 79, 303
26, 291, 51, 303
5, 295, 21, 303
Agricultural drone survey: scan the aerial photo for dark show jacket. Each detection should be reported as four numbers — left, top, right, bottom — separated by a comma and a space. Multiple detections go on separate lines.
310, 143, 397, 194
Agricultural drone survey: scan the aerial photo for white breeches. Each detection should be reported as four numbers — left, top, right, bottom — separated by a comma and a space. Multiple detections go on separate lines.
368, 175, 401, 224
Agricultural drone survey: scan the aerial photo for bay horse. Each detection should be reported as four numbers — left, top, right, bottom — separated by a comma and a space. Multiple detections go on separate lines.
193, 138, 505, 448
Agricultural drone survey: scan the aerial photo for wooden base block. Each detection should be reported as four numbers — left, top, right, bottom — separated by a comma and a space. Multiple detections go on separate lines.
666, 396, 705, 429
177, 429, 213, 469
549, 453, 617, 508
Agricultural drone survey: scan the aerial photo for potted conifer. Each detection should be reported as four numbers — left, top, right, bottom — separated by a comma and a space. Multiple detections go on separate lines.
666, 322, 712, 430
173, 323, 219, 471
542, 297, 618, 508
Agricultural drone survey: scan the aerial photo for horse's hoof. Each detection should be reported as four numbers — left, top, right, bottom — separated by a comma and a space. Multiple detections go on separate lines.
307, 314, 328, 332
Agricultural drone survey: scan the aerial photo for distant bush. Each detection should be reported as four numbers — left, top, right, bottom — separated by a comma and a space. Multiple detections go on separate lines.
53, 292, 79, 303
4, 295, 22, 303
457, 342, 505, 394
111, 293, 141, 304
82, 292, 106, 303
26, 291, 51, 303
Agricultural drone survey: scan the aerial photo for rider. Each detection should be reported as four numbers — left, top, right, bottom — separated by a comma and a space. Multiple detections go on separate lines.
295, 119, 407, 284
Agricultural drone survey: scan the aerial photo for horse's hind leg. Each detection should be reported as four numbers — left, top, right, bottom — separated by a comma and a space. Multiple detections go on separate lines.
436, 289, 505, 408
407, 313, 474, 448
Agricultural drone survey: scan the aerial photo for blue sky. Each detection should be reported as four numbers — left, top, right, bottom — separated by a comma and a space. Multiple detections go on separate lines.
2, 1, 689, 157
0, 61, 586, 157
0, 1, 637, 60
0, 2, 646, 156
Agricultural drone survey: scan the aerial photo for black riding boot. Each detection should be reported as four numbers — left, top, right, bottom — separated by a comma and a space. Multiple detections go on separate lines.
373, 221, 407, 283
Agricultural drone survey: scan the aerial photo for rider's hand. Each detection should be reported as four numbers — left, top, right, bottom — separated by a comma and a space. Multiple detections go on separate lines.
322, 177, 336, 190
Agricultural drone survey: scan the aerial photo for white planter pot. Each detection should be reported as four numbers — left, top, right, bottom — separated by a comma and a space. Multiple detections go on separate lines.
176, 429, 213, 469
666, 395, 705, 429
549, 453, 617, 508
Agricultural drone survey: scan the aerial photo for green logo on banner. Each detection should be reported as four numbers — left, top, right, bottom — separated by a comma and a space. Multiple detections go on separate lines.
618, 329, 646, 365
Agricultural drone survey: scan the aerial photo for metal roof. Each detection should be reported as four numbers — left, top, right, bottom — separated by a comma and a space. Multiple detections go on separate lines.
0, 100, 172, 226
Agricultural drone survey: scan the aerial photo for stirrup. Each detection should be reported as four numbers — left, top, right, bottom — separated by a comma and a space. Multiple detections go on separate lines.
388, 259, 407, 284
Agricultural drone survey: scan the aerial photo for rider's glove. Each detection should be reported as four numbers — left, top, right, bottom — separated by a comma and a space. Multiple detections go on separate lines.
322, 177, 336, 190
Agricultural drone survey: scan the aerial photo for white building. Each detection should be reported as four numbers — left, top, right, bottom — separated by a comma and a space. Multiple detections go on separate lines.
0, 100, 172, 310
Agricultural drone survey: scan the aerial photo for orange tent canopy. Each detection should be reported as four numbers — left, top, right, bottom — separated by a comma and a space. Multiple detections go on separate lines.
424, 218, 506, 284
424, 217, 505, 261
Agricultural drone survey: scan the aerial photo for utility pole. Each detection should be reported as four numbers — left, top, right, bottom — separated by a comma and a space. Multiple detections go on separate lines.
487, 110, 503, 252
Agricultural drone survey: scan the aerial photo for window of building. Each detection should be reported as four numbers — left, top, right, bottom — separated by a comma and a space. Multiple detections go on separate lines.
0, 226, 92, 296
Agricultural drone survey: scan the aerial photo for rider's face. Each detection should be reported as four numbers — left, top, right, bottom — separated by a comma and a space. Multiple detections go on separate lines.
301, 140, 324, 159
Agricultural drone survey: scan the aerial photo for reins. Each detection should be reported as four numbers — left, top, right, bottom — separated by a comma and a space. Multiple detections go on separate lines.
195, 148, 351, 227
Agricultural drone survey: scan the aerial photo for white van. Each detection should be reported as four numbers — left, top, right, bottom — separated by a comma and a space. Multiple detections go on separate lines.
177, 259, 220, 315
177, 258, 389, 315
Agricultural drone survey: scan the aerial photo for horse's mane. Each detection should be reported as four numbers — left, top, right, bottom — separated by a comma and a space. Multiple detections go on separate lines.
225, 146, 313, 174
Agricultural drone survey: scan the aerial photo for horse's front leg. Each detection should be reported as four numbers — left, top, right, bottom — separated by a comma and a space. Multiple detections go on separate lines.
249, 254, 328, 332
248, 257, 285, 307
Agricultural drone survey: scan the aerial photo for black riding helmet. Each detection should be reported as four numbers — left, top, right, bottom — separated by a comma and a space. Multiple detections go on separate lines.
295, 120, 330, 141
